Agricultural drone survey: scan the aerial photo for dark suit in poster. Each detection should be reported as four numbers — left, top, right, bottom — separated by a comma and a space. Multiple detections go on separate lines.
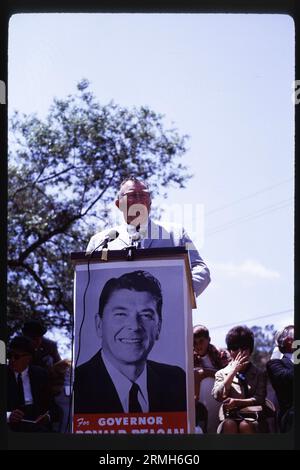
74, 350, 186, 414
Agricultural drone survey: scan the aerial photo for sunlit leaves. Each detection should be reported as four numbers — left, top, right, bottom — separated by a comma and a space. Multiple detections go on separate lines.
8, 80, 191, 337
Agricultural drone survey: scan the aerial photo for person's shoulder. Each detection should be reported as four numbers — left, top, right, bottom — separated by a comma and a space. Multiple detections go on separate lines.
152, 219, 183, 233
147, 359, 185, 378
267, 356, 293, 369
42, 337, 57, 349
267, 358, 282, 367
151, 220, 186, 243
75, 351, 102, 375
215, 363, 230, 376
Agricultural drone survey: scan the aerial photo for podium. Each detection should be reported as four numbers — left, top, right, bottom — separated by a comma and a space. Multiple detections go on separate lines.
71, 247, 196, 434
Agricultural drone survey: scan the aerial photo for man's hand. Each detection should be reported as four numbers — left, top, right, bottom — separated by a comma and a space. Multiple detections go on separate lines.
9, 409, 24, 423
35, 412, 50, 425
230, 351, 249, 373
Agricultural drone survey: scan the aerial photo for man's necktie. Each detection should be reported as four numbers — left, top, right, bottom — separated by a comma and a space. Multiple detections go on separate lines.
129, 382, 142, 413
17, 373, 25, 407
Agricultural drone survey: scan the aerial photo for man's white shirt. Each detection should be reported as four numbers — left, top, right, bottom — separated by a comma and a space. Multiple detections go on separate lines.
101, 350, 149, 412
7, 367, 33, 421
14, 367, 33, 405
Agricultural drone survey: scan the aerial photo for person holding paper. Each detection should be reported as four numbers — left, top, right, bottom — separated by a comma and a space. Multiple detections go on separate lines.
7, 336, 53, 432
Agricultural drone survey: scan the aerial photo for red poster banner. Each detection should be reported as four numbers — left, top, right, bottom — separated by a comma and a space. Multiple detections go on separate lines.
74, 411, 187, 434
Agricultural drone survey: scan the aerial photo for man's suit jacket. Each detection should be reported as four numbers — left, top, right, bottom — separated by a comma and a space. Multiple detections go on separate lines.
74, 351, 187, 414
86, 219, 210, 297
267, 355, 293, 415
7, 365, 51, 418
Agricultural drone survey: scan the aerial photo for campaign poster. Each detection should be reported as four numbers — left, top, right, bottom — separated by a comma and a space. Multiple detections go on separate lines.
72, 257, 193, 434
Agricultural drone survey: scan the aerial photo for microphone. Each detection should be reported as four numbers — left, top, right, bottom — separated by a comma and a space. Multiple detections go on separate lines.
98, 229, 119, 249
86, 229, 119, 256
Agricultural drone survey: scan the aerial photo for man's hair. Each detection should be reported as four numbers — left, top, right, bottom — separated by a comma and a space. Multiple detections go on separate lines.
98, 270, 163, 321
225, 325, 254, 353
193, 324, 210, 340
22, 319, 47, 338
9, 335, 35, 356
276, 325, 294, 353
118, 176, 150, 198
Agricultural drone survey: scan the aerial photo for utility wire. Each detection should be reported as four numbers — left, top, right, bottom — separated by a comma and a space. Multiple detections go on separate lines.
206, 177, 293, 217
209, 309, 293, 331
206, 198, 292, 237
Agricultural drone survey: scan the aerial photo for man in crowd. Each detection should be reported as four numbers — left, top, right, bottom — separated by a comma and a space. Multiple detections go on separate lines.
267, 325, 294, 432
22, 319, 61, 369
86, 176, 210, 297
7, 336, 53, 432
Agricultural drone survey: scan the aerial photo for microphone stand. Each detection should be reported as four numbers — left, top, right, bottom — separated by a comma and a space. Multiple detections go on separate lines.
126, 244, 135, 261
126, 226, 141, 261
126, 240, 141, 260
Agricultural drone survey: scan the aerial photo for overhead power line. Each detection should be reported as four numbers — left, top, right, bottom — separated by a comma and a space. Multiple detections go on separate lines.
209, 309, 293, 331
206, 177, 293, 217
206, 198, 293, 237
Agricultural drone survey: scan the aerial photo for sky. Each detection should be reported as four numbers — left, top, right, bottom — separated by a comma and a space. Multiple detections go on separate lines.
8, 13, 294, 354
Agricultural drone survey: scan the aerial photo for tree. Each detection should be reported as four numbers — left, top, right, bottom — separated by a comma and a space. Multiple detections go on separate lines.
250, 324, 276, 369
8, 79, 191, 338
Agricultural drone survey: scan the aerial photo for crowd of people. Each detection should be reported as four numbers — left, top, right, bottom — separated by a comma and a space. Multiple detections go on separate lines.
193, 324, 294, 434
7, 319, 294, 434
7, 320, 71, 433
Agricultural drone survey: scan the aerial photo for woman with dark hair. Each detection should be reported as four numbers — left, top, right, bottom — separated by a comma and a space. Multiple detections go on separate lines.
212, 325, 267, 434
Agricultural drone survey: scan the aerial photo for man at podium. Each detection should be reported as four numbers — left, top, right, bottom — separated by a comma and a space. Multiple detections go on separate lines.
86, 176, 210, 297
74, 270, 187, 414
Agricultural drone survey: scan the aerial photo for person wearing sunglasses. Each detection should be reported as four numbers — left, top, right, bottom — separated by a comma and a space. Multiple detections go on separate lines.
7, 336, 53, 432
212, 325, 267, 434
86, 176, 210, 298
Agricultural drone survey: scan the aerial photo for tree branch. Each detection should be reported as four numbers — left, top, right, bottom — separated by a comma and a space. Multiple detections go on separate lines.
8, 212, 82, 266
11, 167, 46, 199
38, 164, 76, 184
81, 169, 117, 217
21, 262, 52, 302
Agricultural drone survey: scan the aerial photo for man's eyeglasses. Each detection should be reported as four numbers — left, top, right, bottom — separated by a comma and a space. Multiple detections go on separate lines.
119, 191, 150, 199
7, 352, 31, 360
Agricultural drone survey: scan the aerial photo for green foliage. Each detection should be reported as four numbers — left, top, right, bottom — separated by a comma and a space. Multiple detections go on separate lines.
8, 79, 191, 337
250, 324, 276, 369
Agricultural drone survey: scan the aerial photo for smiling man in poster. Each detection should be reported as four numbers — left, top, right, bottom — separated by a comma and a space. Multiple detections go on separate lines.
74, 270, 187, 433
